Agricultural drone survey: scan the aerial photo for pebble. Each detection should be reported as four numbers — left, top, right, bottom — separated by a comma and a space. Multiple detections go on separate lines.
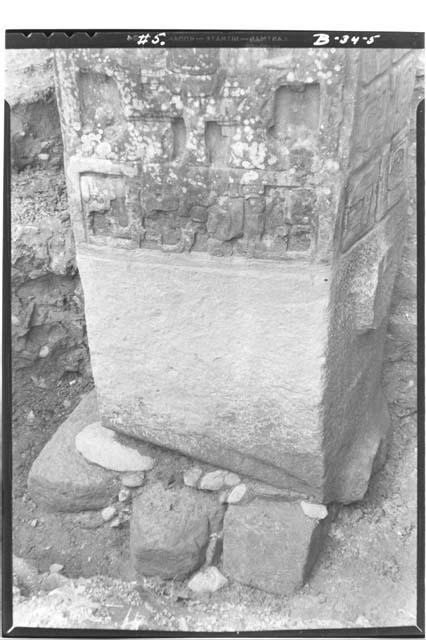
351, 508, 364, 522
26, 410, 35, 423
39, 345, 49, 358
121, 472, 145, 488
199, 470, 226, 491
75, 422, 155, 472
224, 472, 241, 487
118, 488, 131, 502
11, 315, 20, 326
300, 501, 328, 520
188, 566, 228, 593
226, 483, 247, 504
40, 572, 68, 592
63, 399, 71, 408
183, 466, 203, 488
30, 519, 38, 527
49, 563, 64, 573
101, 506, 117, 522
110, 517, 121, 528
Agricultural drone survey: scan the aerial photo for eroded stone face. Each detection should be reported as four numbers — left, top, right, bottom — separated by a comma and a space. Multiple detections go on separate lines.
55, 48, 415, 504
55, 47, 349, 260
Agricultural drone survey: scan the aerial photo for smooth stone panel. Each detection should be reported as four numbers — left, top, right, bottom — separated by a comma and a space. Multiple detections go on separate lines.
77, 246, 331, 498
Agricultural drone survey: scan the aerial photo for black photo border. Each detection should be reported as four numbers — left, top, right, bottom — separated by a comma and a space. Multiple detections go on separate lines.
2, 29, 425, 638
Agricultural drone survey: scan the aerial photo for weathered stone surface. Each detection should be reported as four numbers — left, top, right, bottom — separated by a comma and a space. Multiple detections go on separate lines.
222, 498, 331, 595
75, 422, 155, 472
130, 482, 225, 579
28, 391, 120, 511
188, 566, 228, 593
77, 249, 330, 497
55, 49, 415, 505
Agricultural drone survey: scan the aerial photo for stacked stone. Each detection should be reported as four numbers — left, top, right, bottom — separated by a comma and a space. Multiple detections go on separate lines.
29, 391, 332, 595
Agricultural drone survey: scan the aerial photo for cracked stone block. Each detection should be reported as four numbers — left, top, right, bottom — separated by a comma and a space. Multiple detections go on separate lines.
222, 499, 332, 595
28, 390, 120, 511
130, 482, 225, 580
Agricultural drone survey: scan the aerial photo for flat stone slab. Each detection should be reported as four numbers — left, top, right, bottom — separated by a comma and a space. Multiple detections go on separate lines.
130, 482, 224, 580
222, 498, 332, 595
75, 422, 155, 472
28, 391, 120, 512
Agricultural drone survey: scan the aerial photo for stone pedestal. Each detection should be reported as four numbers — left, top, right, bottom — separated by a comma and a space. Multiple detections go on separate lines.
47, 47, 416, 593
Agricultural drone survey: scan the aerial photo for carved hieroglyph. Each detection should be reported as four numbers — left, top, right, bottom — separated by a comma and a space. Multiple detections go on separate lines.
55, 48, 415, 503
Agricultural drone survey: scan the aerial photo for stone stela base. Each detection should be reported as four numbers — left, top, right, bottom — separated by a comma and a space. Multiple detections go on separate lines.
27, 47, 415, 595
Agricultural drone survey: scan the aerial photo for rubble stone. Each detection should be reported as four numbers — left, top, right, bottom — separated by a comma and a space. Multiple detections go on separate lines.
223, 498, 331, 595
28, 391, 120, 511
130, 482, 224, 580
188, 566, 228, 593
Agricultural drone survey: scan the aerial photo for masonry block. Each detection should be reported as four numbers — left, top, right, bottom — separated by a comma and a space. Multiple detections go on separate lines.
222, 499, 332, 595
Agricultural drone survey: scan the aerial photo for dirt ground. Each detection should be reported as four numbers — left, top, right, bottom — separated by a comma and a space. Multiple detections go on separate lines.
11, 354, 418, 632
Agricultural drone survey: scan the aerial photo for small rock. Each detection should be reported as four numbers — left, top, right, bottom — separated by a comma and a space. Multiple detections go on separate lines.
11, 314, 20, 326
26, 410, 35, 424
30, 518, 38, 527
75, 422, 155, 472
13, 556, 40, 593
118, 488, 131, 502
183, 466, 203, 488
351, 508, 364, 522
38, 153, 50, 161
39, 345, 49, 358
199, 470, 226, 491
63, 399, 72, 408
101, 506, 117, 522
188, 566, 228, 593
40, 572, 69, 592
224, 472, 241, 487
300, 501, 328, 520
30, 375, 49, 389
110, 517, 121, 528
49, 563, 64, 573
121, 472, 145, 488
226, 484, 247, 504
